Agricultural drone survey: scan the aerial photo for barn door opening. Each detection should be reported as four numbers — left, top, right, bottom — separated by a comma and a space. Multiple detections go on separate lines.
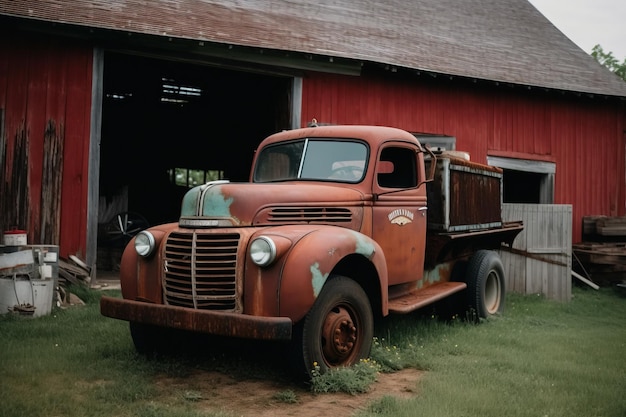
96, 52, 294, 271
487, 156, 555, 204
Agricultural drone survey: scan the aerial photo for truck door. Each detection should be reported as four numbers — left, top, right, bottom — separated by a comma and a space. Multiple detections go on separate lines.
372, 144, 427, 285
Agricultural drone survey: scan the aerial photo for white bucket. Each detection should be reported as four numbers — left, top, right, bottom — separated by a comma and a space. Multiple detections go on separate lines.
0, 277, 53, 317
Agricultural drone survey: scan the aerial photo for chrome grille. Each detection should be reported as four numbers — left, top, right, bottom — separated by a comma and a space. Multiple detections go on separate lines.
268, 207, 352, 223
163, 231, 239, 311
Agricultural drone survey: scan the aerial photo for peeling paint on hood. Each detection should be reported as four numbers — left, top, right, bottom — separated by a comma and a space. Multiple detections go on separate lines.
181, 181, 366, 226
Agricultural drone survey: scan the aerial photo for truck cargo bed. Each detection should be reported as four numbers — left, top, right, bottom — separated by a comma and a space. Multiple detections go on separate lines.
426, 155, 503, 232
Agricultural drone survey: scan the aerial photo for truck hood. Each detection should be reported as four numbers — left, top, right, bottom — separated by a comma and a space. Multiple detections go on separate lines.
179, 181, 365, 228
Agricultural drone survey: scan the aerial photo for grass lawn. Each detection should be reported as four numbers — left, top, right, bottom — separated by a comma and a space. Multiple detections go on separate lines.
0, 285, 624, 417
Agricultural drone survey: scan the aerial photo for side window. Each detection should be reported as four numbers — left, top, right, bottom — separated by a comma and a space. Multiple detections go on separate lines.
377, 147, 417, 188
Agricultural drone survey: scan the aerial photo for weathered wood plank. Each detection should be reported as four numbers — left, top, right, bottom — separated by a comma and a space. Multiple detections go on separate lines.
501, 203, 572, 301
40, 119, 64, 245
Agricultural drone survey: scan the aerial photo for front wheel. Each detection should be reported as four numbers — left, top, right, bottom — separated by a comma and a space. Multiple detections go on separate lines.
295, 275, 374, 377
466, 250, 506, 319
130, 322, 160, 355
129, 322, 184, 355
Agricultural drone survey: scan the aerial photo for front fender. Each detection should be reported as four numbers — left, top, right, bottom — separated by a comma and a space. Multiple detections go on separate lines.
278, 227, 388, 323
119, 223, 176, 303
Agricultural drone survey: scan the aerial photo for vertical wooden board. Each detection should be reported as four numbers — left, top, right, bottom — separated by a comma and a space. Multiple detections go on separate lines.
0, 38, 9, 106
502, 203, 528, 294
320, 73, 337, 123
504, 251, 526, 294
42, 40, 71, 247
0, 37, 11, 234
503, 204, 517, 292
531, 96, 552, 155
1, 37, 31, 236
26, 40, 52, 243
525, 205, 538, 294
363, 79, 375, 123
59, 43, 93, 258
2, 38, 30, 170
545, 262, 556, 300
301, 72, 319, 125
334, 75, 346, 123
503, 204, 571, 301
562, 205, 572, 301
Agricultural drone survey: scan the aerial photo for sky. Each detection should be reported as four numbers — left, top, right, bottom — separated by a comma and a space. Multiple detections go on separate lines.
528, 0, 626, 60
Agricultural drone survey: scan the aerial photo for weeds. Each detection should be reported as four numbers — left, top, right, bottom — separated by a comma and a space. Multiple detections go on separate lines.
309, 359, 381, 395
370, 336, 405, 371
307, 337, 408, 396
271, 390, 298, 404
181, 390, 203, 402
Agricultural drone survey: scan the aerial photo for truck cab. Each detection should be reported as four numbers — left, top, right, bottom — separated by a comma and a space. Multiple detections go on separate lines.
100, 125, 522, 377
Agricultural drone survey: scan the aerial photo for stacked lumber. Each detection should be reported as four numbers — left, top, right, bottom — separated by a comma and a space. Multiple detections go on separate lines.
58, 255, 92, 287
596, 217, 626, 237
582, 216, 626, 241
57, 256, 91, 306
575, 216, 626, 286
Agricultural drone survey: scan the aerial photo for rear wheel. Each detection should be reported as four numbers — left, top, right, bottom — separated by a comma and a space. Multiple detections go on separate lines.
466, 250, 505, 319
295, 276, 374, 377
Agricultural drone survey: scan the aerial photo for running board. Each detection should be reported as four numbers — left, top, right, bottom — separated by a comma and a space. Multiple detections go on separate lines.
388, 282, 467, 314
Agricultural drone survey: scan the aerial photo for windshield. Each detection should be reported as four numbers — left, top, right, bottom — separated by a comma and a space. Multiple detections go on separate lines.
253, 139, 368, 183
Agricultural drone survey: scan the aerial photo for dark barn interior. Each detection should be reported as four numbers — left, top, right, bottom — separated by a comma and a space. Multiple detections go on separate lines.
97, 52, 292, 265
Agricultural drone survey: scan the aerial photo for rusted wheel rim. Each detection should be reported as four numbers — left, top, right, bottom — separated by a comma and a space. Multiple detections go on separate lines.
321, 305, 360, 366
485, 270, 501, 314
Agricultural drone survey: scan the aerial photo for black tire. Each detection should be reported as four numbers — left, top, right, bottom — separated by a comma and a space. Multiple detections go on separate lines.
294, 275, 374, 377
466, 250, 505, 319
129, 322, 160, 355
130, 322, 192, 356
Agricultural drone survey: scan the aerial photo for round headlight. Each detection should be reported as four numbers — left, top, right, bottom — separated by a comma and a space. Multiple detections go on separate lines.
134, 231, 155, 257
250, 236, 277, 267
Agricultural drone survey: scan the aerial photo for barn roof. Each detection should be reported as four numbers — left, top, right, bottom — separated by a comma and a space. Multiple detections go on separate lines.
2, 0, 626, 98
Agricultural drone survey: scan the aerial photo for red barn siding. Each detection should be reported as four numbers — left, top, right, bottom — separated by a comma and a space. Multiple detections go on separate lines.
61, 44, 93, 259
0, 34, 93, 258
301, 72, 625, 242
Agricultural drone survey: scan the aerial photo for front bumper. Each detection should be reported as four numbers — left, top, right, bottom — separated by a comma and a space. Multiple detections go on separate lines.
100, 296, 292, 341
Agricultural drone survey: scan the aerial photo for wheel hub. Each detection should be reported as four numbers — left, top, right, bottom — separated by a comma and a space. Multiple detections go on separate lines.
321, 307, 358, 364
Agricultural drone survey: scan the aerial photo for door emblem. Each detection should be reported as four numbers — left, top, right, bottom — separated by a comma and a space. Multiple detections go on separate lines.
388, 209, 414, 225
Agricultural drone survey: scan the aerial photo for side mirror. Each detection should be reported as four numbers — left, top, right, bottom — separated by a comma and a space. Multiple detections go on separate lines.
377, 160, 394, 174
419, 147, 437, 187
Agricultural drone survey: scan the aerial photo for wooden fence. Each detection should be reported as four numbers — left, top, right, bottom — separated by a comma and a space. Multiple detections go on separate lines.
500, 204, 572, 302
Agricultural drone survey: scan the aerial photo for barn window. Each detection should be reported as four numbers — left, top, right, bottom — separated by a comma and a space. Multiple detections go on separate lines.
169, 168, 225, 188
161, 77, 202, 105
487, 156, 555, 204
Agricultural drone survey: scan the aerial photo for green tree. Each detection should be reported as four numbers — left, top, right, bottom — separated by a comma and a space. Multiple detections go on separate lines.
591, 44, 626, 81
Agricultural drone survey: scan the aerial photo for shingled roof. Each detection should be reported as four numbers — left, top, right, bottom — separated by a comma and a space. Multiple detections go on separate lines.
2, 0, 626, 97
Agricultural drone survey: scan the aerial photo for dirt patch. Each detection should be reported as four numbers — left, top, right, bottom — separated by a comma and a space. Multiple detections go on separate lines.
157, 368, 422, 417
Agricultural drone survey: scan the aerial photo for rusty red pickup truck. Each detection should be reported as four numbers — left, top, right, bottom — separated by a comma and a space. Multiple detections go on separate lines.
100, 124, 522, 376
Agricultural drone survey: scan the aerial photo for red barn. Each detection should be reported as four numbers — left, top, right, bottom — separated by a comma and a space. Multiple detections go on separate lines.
1, 0, 625, 278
